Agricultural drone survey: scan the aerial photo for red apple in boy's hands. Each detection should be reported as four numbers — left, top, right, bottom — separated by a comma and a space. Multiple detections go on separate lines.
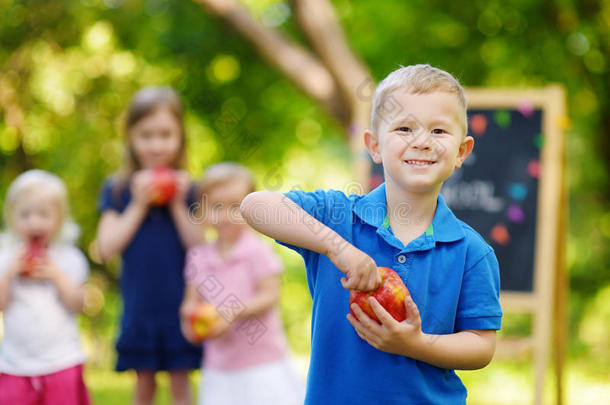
150, 167, 176, 205
189, 302, 221, 342
21, 237, 46, 277
349, 267, 410, 324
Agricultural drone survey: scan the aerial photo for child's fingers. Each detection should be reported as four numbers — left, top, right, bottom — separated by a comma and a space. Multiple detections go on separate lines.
350, 303, 382, 334
365, 269, 381, 291
404, 296, 421, 325
341, 273, 361, 290
368, 297, 394, 325
346, 313, 373, 343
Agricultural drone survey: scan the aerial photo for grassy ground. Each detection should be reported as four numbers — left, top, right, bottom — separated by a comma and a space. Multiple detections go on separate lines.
87, 355, 609, 405
87, 368, 200, 404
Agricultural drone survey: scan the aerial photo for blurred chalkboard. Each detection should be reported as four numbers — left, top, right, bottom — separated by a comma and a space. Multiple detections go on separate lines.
369, 109, 543, 292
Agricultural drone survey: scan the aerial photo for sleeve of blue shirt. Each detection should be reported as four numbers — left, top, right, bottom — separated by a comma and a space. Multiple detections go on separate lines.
275, 189, 352, 283
455, 247, 503, 331
97, 178, 119, 213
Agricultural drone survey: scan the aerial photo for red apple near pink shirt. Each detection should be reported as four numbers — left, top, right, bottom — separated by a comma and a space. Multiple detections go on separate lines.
349, 266, 410, 324
189, 302, 221, 342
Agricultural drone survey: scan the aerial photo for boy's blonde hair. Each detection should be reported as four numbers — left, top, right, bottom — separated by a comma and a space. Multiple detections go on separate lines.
199, 162, 255, 197
371, 64, 467, 135
2, 170, 79, 245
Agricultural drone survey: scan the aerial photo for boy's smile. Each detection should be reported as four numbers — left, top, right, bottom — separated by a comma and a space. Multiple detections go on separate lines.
365, 90, 473, 196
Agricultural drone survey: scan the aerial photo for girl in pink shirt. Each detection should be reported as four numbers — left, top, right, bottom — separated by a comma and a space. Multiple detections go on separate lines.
180, 162, 304, 405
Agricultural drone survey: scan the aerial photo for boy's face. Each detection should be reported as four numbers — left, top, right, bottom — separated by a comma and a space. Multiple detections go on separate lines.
365, 90, 473, 196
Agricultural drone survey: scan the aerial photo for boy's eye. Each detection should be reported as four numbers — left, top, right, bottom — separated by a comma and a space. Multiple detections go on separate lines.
431, 128, 447, 135
396, 127, 413, 133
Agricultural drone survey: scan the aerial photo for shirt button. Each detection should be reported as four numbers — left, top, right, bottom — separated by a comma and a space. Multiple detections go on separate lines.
397, 254, 407, 264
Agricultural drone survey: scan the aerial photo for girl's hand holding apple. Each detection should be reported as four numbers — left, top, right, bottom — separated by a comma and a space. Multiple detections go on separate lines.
170, 170, 190, 207
131, 170, 157, 208
26, 257, 61, 282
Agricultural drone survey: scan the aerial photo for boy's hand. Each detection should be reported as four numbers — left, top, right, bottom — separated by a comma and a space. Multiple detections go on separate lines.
347, 295, 425, 357
328, 244, 381, 291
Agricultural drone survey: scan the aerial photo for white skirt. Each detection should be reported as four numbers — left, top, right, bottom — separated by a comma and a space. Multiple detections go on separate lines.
198, 358, 305, 405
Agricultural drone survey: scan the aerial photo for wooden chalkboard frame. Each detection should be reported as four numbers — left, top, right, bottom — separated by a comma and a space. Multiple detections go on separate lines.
352, 85, 567, 405
467, 87, 567, 405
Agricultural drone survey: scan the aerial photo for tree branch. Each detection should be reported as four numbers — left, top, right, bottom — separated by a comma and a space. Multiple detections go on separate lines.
195, 0, 349, 124
292, 0, 374, 130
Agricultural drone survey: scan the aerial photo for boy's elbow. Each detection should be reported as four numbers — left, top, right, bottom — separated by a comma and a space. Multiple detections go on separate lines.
474, 334, 496, 369
240, 191, 268, 225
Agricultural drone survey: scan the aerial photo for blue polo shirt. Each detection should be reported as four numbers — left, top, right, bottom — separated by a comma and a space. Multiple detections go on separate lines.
278, 183, 502, 405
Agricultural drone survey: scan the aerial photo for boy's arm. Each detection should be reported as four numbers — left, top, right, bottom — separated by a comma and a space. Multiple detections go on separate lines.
347, 296, 496, 370
240, 190, 381, 291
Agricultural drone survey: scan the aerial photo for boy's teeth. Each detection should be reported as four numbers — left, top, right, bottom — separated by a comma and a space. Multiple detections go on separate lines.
406, 160, 433, 165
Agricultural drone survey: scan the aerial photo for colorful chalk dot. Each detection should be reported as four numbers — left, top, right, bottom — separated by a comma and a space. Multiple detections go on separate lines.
490, 224, 510, 246
507, 204, 525, 224
508, 183, 528, 201
533, 133, 545, 149
494, 110, 511, 129
469, 114, 488, 136
527, 159, 540, 178
518, 100, 534, 118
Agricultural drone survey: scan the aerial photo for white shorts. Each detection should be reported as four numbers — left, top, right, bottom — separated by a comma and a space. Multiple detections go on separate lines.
198, 358, 305, 405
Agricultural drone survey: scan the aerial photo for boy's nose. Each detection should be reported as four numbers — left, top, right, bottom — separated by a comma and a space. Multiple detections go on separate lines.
407, 131, 432, 150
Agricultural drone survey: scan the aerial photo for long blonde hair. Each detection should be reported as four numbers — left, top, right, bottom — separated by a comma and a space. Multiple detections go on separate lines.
1, 170, 79, 247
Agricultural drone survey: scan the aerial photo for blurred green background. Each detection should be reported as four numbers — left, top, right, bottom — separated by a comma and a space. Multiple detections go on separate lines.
0, 0, 609, 404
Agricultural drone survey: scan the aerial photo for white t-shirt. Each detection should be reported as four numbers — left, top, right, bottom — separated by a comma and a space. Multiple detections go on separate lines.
0, 243, 88, 376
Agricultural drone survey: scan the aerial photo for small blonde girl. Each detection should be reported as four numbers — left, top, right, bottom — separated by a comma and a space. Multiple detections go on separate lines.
0, 169, 91, 405
181, 162, 304, 405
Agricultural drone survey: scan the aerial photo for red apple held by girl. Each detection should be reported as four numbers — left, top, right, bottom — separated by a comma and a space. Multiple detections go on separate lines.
349, 267, 410, 324
150, 167, 176, 205
22, 237, 46, 277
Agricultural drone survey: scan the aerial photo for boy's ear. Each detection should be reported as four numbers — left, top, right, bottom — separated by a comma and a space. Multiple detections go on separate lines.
364, 130, 382, 164
455, 135, 474, 169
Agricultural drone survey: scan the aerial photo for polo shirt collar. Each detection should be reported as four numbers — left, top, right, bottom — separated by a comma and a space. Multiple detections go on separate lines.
353, 183, 465, 245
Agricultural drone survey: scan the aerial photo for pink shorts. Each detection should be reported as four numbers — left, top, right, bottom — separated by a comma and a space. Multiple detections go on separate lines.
0, 364, 92, 405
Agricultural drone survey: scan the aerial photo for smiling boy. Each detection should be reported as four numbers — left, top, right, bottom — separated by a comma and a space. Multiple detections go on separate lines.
240, 64, 502, 404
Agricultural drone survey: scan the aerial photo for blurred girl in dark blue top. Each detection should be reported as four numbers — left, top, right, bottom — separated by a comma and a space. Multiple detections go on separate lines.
96, 87, 203, 405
